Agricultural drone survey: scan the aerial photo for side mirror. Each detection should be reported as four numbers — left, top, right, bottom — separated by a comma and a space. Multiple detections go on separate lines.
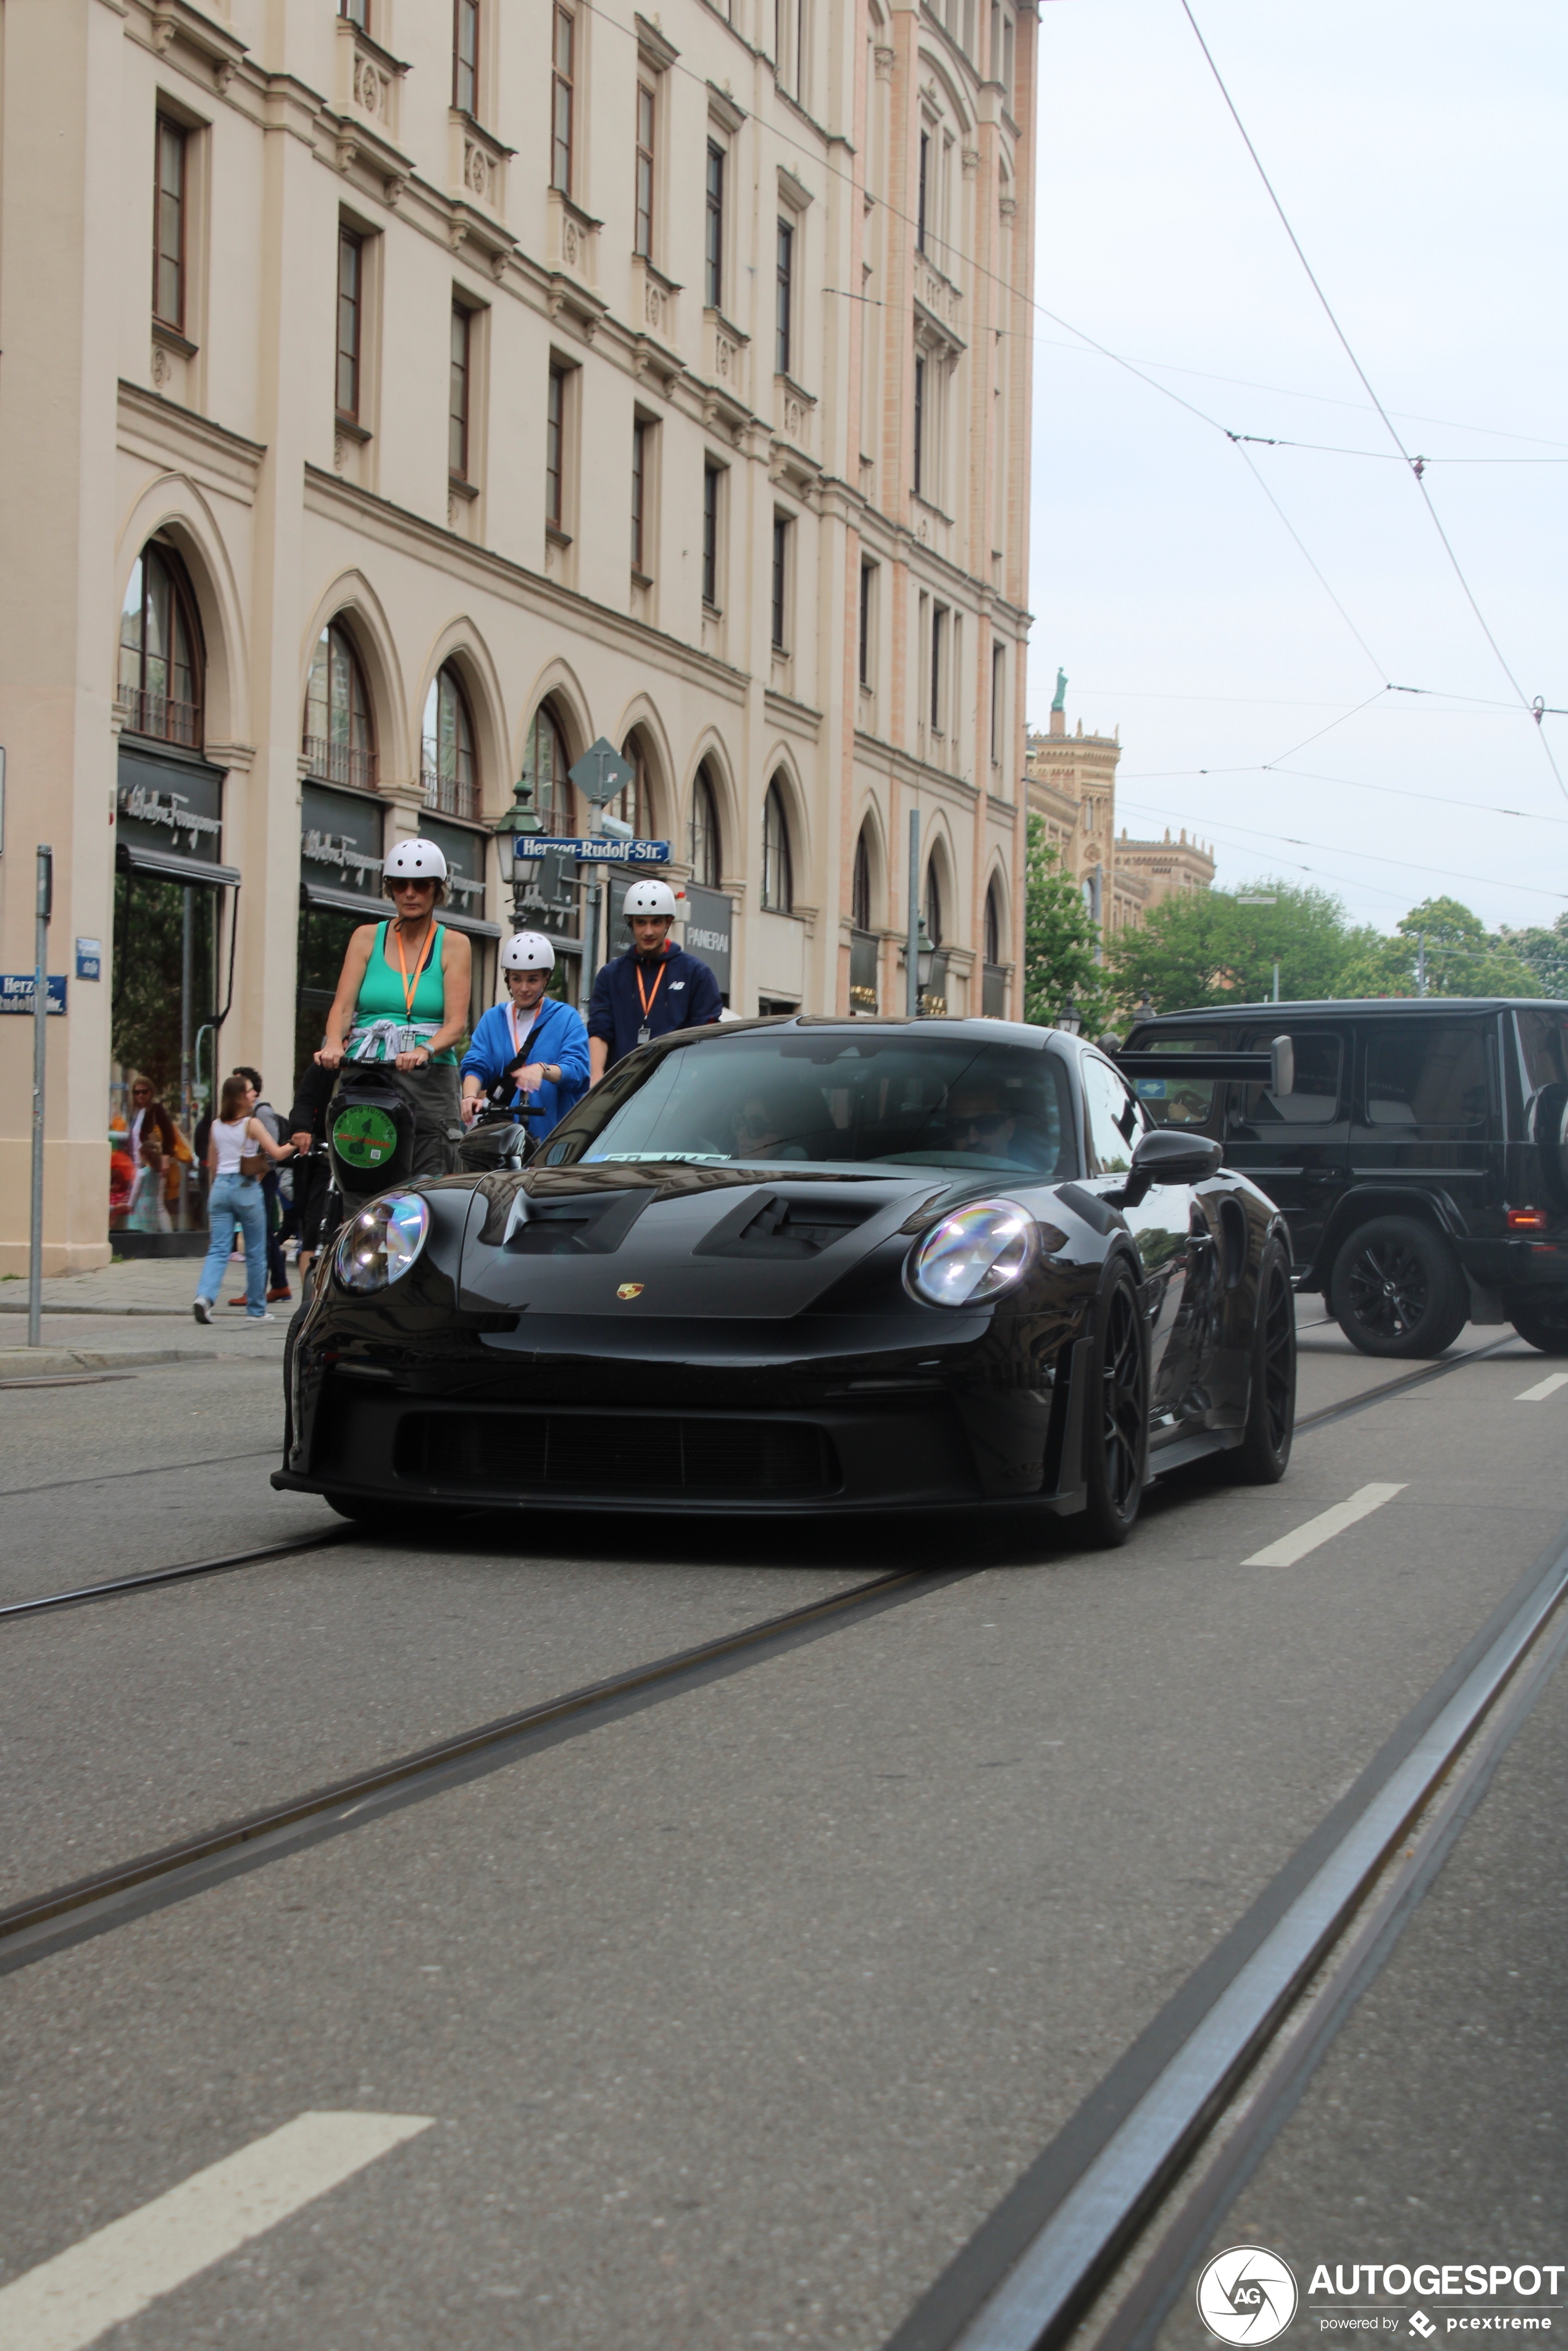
1271, 1035, 1295, 1098
1110, 1126, 1223, 1207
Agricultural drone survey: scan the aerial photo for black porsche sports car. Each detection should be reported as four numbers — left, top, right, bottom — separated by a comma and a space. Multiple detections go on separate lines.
273, 1018, 1296, 1547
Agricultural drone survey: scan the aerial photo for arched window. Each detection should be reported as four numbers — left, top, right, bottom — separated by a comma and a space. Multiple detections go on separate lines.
985, 878, 1002, 966
852, 828, 872, 931
606, 732, 647, 837
303, 620, 377, 791
690, 764, 722, 887
118, 544, 202, 748
924, 859, 943, 946
522, 702, 572, 831
761, 779, 793, 912
422, 664, 478, 821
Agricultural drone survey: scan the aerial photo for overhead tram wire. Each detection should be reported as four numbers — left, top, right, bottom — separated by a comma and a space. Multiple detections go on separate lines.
1115, 795, 1568, 904
1178, 0, 1568, 803
1115, 762, 1568, 832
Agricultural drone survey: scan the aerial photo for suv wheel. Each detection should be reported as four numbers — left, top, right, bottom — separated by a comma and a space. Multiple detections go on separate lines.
1509, 1298, 1568, 1356
1329, 1216, 1468, 1359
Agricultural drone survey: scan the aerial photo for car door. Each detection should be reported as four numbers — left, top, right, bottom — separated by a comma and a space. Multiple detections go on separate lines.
1081, 1050, 1202, 1431
1222, 1024, 1351, 1274
1349, 1014, 1494, 1231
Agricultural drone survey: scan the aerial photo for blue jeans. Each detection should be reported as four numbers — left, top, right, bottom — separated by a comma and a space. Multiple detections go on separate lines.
198, 1174, 268, 1314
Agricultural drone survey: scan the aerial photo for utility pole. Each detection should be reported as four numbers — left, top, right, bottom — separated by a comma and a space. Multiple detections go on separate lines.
906, 808, 920, 1019
1272, 959, 1280, 1004
28, 843, 52, 1348
1416, 934, 1428, 998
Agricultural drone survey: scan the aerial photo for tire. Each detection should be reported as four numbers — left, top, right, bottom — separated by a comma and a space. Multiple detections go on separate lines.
1224, 1239, 1296, 1482
1081, 1263, 1148, 1548
327, 1494, 446, 1543
1508, 1298, 1568, 1355
1328, 1216, 1468, 1359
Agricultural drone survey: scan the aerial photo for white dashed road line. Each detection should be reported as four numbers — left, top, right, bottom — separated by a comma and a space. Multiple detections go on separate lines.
1244, 1482, 1407, 1569
1516, 1371, 1568, 1403
0, 2111, 433, 2351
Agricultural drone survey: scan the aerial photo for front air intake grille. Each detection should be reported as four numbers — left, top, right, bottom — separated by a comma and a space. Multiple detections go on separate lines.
396, 1410, 838, 1497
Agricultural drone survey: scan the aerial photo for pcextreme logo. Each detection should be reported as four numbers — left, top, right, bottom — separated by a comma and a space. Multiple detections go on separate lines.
1198, 2247, 1300, 2344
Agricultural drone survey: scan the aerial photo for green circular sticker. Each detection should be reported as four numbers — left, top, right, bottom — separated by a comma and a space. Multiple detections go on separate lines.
333, 1104, 399, 1169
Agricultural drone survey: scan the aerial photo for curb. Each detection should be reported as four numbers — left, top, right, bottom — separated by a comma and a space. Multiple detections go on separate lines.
0, 1347, 214, 1382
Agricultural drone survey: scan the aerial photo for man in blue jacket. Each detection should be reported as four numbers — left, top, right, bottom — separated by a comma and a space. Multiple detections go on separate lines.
460, 932, 590, 1138
588, 879, 723, 1079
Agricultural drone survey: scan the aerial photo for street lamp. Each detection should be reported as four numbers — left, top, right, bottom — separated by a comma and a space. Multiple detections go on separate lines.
491, 769, 543, 929
1056, 998, 1083, 1036
915, 914, 937, 997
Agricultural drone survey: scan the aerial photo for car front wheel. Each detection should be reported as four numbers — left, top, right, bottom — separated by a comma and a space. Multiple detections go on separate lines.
1225, 1239, 1296, 1482
1081, 1264, 1148, 1548
1329, 1215, 1468, 1359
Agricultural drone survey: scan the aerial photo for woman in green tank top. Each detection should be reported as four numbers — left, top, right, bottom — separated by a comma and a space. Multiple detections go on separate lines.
317, 838, 472, 1177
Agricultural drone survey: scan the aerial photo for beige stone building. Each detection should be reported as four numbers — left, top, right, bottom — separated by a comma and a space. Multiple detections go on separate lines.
1026, 693, 1213, 947
0, 0, 1036, 1272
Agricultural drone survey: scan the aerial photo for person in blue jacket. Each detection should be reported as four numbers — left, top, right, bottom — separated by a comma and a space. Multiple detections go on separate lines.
588, 879, 723, 1079
460, 931, 590, 1139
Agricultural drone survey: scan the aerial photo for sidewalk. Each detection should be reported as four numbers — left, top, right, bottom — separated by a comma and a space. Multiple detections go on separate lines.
0, 1255, 296, 1380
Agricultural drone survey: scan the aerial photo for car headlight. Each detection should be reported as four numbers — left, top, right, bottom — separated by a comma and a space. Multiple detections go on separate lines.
335, 1193, 430, 1293
904, 1199, 1035, 1308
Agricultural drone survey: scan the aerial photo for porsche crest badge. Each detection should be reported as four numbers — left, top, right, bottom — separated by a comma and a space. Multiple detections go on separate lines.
616, 1283, 644, 1300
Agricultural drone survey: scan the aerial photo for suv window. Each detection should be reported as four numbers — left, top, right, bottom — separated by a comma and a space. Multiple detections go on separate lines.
1130, 1034, 1224, 1133
1083, 1053, 1145, 1175
1517, 1006, 1568, 1095
1364, 1022, 1488, 1129
1236, 1029, 1343, 1127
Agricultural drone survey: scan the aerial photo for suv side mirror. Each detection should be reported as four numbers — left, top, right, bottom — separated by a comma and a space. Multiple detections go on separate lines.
1110, 1125, 1223, 1207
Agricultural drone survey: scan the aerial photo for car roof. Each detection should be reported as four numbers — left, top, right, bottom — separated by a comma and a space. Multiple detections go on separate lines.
1130, 998, 1559, 1023
667, 1013, 1078, 1051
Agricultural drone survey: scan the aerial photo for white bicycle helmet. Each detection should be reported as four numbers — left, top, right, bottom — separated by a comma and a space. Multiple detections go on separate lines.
623, 879, 678, 920
500, 930, 556, 973
383, 837, 448, 883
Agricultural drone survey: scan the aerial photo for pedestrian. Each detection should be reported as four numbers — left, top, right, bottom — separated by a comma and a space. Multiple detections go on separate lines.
314, 838, 470, 1177
227, 1066, 292, 1304
461, 932, 590, 1138
193, 1072, 296, 1326
587, 880, 722, 1080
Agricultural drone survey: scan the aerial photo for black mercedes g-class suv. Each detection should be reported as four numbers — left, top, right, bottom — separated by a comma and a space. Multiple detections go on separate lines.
1121, 998, 1568, 1359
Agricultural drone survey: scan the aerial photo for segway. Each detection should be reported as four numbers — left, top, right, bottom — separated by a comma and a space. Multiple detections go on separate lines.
457, 1055, 540, 1177
317, 1064, 419, 1256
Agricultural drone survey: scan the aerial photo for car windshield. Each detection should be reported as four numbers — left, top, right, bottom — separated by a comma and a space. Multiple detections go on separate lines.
536, 1030, 1079, 1179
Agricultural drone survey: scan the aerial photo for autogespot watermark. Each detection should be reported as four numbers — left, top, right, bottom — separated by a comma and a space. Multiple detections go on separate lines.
1196, 2253, 1566, 2344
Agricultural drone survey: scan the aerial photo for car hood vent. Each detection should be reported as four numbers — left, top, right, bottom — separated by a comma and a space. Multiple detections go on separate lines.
696, 1193, 880, 1261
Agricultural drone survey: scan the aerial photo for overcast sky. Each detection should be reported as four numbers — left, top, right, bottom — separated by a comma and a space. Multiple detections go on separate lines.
1026, 0, 1567, 937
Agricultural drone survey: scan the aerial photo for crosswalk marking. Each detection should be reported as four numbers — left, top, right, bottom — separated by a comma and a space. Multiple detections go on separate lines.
1244, 1482, 1407, 1568
1516, 1371, 1568, 1403
0, 2111, 433, 2351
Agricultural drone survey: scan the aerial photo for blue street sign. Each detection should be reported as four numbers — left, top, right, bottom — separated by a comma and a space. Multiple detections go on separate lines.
0, 974, 66, 1014
76, 938, 103, 982
519, 837, 671, 865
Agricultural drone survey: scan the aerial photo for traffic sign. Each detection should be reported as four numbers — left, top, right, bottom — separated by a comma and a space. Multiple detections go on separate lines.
519, 837, 670, 865
568, 738, 635, 808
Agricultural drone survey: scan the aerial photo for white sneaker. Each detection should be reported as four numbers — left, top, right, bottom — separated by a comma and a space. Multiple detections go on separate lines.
193, 1298, 214, 1326
244, 1311, 277, 1324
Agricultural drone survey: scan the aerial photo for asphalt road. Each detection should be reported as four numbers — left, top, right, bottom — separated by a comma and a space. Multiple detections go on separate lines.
0, 1311, 1562, 2351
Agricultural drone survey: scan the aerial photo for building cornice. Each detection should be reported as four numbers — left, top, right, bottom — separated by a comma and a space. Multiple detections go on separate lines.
116, 380, 267, 491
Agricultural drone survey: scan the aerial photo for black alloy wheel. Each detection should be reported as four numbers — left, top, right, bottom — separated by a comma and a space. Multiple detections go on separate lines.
1329, 1214, 1468, 1359
1225, 1239, 1295, 1483
1082, 1264, 1147, 1548
1509, 1298, 1568, 1356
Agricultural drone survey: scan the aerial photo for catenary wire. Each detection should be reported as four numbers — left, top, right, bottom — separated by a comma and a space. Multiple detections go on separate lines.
1115, 762, 1568, 831
1116, 795, 1568, 903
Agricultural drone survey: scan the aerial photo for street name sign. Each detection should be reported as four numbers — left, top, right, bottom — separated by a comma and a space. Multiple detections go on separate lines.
0, 974, 66, 1013
517, 837, 671, 865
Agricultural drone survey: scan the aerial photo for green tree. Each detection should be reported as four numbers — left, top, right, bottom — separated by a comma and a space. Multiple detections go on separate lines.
1022, 816, 1111, 1031
1339, 897, 1536, 998
1106, 879, 1360, 1014
1496, 914, 1568, 999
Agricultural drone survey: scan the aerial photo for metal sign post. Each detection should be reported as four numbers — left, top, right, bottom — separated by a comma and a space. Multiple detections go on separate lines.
28, 843, 52, 1348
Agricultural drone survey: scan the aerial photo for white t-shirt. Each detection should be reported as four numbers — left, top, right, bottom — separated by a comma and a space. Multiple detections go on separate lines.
211, 1117, 254, 1177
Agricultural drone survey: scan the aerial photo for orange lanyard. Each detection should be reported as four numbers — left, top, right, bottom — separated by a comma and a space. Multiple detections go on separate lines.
635, 959, 667, 1024
392, 920, 436, 1019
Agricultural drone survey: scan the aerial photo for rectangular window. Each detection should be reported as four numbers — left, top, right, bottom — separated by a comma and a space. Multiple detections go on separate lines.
705, 141, 725, 309
552, 7, 575, 193
771, 514, 790, 651
775, 218, 794, 377
336, 228, 362, 419
858, 561, 875, 688
931, 603, 947, 731
990, 640, 1005, 763
454, 0, 480, 115
546, 364, 567, 527
912, 353, 925, 496
1364, 1024, 1487, 1130
631, 419, 649, 573
340, 0, 369, 25
702, 462, 721, 607
154, 117, 187, 332
449, 303, 471, 479
917, 130, 929, 254
1236, 1030, 1344, 1127
635, 82, 656, 259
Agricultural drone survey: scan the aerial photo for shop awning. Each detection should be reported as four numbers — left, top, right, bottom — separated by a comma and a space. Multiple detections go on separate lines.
299, 878, 501, 940
117, 841, 241, 888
